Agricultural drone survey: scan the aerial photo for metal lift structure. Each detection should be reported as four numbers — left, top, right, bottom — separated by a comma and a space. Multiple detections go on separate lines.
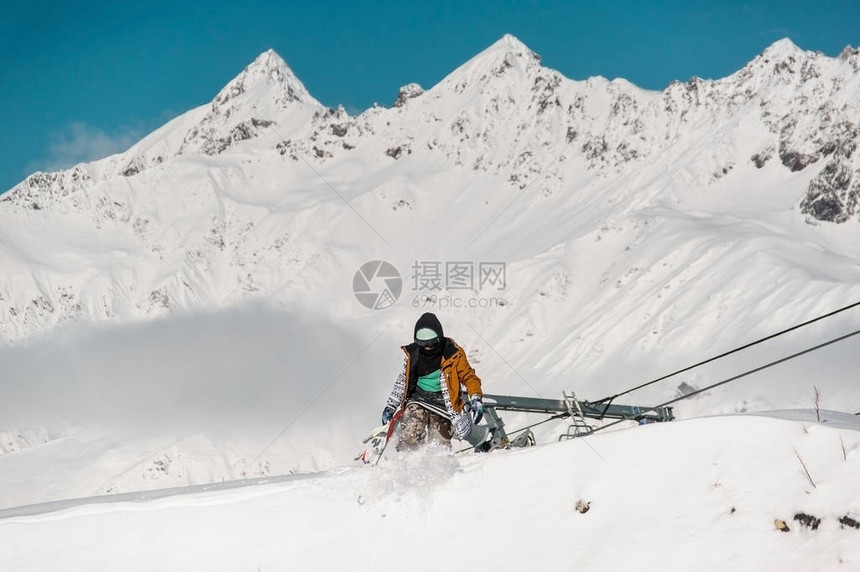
465, 391, 675, 451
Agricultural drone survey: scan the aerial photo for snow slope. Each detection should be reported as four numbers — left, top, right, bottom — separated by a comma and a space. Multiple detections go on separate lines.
2, 412, 859, 571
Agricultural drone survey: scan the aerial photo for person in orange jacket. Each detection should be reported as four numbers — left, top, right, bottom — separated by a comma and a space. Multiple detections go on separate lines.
381, 312, 484, 449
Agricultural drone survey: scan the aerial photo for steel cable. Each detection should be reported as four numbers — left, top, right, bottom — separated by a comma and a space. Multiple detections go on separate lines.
592, 300, 860, 405
589, 327, 860, 435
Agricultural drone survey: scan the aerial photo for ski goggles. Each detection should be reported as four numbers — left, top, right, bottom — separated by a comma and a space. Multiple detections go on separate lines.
415, 337, 439, 348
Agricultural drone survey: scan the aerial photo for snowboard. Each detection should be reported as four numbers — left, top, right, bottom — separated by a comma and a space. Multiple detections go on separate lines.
356, 409, 403, 465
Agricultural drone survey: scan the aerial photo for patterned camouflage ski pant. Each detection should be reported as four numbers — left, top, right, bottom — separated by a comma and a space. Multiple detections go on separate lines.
397, 403, 453, 450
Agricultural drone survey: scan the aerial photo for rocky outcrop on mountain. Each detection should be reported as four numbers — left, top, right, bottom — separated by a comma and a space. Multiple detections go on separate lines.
798, 124, 859, 222
737, 40, 860, 222
394, 83, 424, 107
1, 165, 94, 211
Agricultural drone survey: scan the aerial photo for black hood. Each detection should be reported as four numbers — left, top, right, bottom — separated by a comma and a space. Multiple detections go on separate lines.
414, 312, 444, 341
411, 312, 445, 381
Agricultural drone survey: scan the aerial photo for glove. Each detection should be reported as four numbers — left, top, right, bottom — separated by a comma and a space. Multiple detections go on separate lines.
381, 405, 396, 425
470, 395, 484, 426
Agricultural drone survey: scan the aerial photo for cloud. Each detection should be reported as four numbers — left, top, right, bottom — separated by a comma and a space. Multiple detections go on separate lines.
27, 122, 142, 173
0, 305, 407, 493
0, 305, 399, 440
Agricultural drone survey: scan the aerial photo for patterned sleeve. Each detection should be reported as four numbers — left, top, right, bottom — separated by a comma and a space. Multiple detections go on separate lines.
385, 356, 408, 410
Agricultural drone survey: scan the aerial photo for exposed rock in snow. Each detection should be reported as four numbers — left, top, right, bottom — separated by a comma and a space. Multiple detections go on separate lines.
394, 83, 424, 107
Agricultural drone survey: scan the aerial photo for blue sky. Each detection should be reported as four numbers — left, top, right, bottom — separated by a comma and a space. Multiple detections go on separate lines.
1, 0, 858, 192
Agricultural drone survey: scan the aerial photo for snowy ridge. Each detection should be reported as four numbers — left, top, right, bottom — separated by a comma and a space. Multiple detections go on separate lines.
0, 36, 858, 342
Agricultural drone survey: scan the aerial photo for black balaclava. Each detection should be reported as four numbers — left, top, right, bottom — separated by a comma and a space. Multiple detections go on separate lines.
413, 312, 444, 377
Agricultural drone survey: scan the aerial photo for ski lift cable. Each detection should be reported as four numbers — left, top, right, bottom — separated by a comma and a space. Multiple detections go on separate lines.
592, 299, 860, 406
588, 326, 860, 436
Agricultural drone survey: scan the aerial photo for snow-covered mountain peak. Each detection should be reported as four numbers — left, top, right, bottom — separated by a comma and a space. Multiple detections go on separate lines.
439, 34, 542, 91
0, 50, 325, 208
731, 38, 824, 86
488, 33, 539, 57
838, 44, 860, 61
174, 50, 322, 156
760, 37, 802, 61
473, 33, 542, 68
737, 37, 859, 86
212, 49, 318, 109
